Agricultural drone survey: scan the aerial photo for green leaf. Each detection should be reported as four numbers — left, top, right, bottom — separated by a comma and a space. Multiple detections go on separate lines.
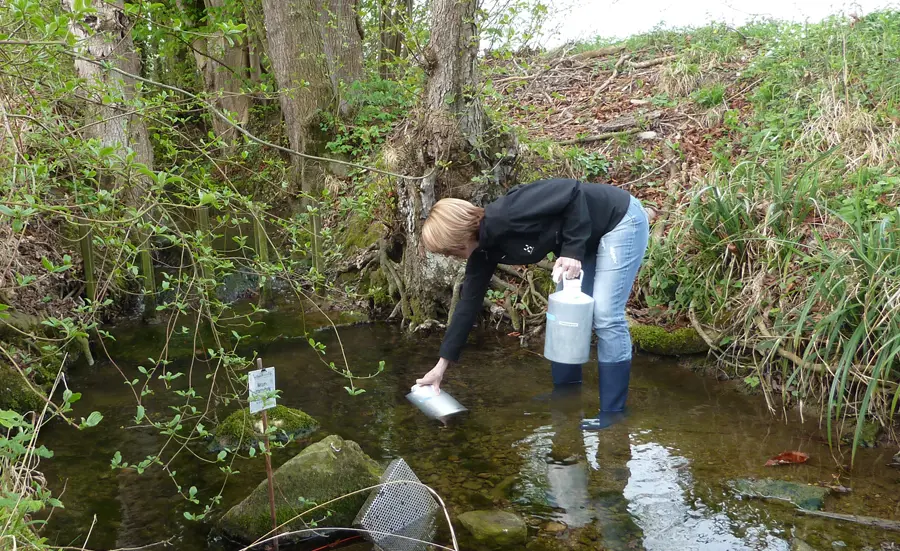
217, 450, 227, 462
248, 447, 256, 458
135, 405, 145, 423
188, 486, 197, 498
0, 410, 22, 429
41, 257, 53, 272
81, 411, 103, 428
184, 511, 195, 521
0, 205, 13, 217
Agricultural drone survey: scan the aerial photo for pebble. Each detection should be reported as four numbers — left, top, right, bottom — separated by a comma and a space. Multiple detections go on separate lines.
543, 521, 567, 534
448, 456, 460, 462
477, 473, 492, 479
463, 480, 483, 490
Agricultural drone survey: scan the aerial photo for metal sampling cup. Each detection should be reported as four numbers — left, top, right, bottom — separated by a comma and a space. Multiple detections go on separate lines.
406, 384, 467, 421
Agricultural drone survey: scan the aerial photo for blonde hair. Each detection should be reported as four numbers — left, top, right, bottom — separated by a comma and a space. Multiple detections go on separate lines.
422, 198, 484, 256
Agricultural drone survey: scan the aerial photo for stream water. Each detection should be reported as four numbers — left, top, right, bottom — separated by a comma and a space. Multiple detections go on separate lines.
37, 309, 900, 551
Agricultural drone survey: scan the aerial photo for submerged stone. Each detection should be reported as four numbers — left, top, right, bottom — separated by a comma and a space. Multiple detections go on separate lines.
629, 323, 708, 356
791, 539, 817, 551
458, 510, 527, 549
840, 420, 881, 448
216, 435, 383, 544
211, 405, 319, 452
729, 479, 830, 511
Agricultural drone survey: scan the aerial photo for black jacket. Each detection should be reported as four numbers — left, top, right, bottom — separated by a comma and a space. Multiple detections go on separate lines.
438, 178, 631, 362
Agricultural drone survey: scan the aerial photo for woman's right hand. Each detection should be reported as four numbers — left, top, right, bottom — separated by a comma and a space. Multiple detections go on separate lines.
416, 358, 451, 393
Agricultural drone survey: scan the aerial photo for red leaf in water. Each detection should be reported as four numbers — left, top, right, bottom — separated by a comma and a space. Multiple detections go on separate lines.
765, 451, 809, 467
507, 332, 521, 337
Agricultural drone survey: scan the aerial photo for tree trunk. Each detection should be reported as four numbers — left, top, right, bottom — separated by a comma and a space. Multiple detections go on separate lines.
318, 0, 364, 118
243, 0, 268, 83
67, 0, 154, 201
174, 0, 253, 143
67, 0, 156, 308
378, 0, 411, 79
390, 0, 515, 328
261, 0, 333, 198
203, 0, 251, 141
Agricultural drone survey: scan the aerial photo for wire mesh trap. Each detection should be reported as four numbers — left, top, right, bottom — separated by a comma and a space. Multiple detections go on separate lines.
354, 458, 440, 551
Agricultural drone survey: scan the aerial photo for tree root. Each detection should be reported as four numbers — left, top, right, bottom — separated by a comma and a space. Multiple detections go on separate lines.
378, 241, 411, 326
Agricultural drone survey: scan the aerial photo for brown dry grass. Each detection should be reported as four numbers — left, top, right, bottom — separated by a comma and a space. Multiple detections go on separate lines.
799, 79, 900, 167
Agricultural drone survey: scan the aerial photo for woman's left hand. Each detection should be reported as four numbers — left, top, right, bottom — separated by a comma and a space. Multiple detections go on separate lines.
554, 256, 582, 280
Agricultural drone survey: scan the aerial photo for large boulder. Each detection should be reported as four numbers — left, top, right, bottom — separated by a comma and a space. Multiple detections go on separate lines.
729, 479, 830, 511
211, 406, 319, 452
216, 435, 382, 544
458, 510, 527, 549
630, 323, 708, 356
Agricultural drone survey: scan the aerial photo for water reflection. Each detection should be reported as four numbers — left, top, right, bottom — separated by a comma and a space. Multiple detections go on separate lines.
621, 432, 790, 551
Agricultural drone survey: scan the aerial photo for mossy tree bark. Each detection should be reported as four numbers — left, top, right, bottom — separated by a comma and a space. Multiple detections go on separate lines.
260, 0, 333, 200
318, 0, 365, 118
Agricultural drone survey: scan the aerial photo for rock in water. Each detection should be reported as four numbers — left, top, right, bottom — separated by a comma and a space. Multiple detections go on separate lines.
216, 435, 382, 545
211, 405, 319, 452
729, 479, 830, 511
458, 510, 527, 549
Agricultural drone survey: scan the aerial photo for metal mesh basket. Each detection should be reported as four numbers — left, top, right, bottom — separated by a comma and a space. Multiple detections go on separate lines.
354, 458, 440, 551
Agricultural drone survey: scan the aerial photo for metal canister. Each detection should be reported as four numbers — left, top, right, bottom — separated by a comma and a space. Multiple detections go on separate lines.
406, 384, 467, 420
544, 271, 595, 364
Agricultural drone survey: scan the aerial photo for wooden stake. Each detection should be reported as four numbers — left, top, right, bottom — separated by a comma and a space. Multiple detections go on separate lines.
77, 222, 96, 302
257, 358, 279, 551
254, 214, 270, 307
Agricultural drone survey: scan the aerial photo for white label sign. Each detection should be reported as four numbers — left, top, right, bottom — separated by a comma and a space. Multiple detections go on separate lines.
248, 367, 277, 414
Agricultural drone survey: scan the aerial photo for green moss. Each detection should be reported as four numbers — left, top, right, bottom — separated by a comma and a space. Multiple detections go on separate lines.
629, 323, 709, 356
216, 435, 383, 544
341, 213, 382, 250
211, 405, 319, 452
0, 364, 45, 413
364, 267, 392, 306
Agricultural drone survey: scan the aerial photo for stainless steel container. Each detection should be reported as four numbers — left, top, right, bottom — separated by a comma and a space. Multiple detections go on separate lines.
406, 384, 466, 420
544, 272, 594, 364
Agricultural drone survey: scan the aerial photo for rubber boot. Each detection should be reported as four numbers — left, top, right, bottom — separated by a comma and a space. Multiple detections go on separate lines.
581, 360, 630, 430
551, 362, 583, 386
548, 382, 583, 463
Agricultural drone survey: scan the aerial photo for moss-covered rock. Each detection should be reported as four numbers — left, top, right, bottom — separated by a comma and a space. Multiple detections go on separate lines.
211, 405, 319, 452
216, 435, 383, 545
629, 323, 708, 356
0, 364, 44, 413
458, 510, 527, 549
729, 479, 830, 511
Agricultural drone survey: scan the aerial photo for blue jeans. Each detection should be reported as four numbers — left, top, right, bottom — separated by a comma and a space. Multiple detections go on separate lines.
552, 196, 650, 410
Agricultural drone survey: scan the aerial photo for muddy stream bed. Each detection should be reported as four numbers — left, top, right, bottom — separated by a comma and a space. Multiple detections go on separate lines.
37, 311, 900, 551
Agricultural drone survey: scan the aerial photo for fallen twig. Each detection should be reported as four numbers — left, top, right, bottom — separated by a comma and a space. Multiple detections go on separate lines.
797, 509, 900, 532
558, 128, 640, 145
592, 53, 630, 101
572, 45, 626, 61
629, 55, 677, 69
